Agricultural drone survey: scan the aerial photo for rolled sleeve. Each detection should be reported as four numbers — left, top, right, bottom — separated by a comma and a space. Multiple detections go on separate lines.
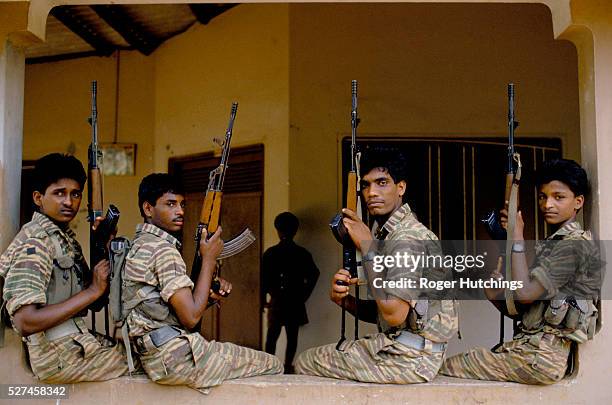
529, 240, 576, 299
153, 247, 194, 302
3, 238, 53, 316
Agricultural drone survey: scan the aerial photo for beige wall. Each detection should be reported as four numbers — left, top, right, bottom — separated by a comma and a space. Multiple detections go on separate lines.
24, 51, 155, 249
22, 3, 290, 250
152, 3, 290, 249
288, 3, 581, 353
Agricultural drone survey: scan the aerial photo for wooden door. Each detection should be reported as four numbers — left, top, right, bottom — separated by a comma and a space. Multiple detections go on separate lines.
170, 145, 263, 349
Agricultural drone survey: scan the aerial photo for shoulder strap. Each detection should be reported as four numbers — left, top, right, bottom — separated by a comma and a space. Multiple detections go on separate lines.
504, 153, 522, 316
0, 278, 5, 348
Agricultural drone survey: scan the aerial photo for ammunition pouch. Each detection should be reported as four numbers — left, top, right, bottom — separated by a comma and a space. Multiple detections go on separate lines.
544, 299, 569, 326
538, 297, 596, 343
408, 301, 429, 331
565, 298, 589, 331
136, 325, 183, 353
109, 237, 131, 324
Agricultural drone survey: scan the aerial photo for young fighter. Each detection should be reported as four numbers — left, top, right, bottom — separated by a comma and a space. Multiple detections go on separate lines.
0, 153, 127, 382
441, 159, 600, 384
295, 147, 458, 383
122, 173, 281, 393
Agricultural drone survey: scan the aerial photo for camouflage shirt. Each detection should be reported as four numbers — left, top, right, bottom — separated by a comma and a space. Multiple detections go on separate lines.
123, 223, 193, 337
369, 203, 458, 342
1, 212, 87, 320
521, 221, 599, 341
529, 221, 598, 300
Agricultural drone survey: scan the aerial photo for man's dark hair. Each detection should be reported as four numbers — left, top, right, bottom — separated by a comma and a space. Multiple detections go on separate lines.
536, 159, 589, 197
359, 145, 409, 186
32, 153, 87, 193
138, 173, 184, 217
274, 212, 299, 238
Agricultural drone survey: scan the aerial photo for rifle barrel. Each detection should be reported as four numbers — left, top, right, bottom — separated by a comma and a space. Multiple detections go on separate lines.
218, 102, 238, 191
350, 80, 358, 172
90, 81, 99, 169
507, 83, 515, 174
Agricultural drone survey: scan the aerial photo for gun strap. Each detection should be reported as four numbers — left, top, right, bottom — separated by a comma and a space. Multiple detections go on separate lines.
0, 295, 5, 348
504, 153, 522, 316
354, 285, 359, 340
336, 298, 347, 351
121, 323, 136, 374
104, 305, 110, 338
354, 151, 362, 341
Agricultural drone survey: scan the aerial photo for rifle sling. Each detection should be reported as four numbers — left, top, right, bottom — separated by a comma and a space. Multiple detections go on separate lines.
504, 153, 522, 317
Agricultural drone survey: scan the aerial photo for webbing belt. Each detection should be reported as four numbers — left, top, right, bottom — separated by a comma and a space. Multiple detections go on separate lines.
394, 330, 447, 353
25, 318, 84, 345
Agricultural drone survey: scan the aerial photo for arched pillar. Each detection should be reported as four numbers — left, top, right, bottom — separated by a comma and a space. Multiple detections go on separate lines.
547, 1, 612, 398
0, 1, 40, 251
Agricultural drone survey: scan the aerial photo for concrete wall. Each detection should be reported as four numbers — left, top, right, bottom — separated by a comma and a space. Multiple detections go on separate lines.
288, 3, 581, 355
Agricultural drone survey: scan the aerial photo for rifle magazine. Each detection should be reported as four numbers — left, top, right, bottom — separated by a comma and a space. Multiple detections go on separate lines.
218, 228, 256, 260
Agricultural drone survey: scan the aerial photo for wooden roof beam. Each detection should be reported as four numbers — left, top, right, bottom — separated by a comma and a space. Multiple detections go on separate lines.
50, 6, 116, 57
189, 4, 237, 25
91, 5, 160, 56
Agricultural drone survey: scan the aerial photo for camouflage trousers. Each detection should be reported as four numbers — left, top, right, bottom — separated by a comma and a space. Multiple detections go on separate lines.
138, 332, 283, 393
295, 332, 445, 384
440, 332, 571, 385
27, 332, 128, 383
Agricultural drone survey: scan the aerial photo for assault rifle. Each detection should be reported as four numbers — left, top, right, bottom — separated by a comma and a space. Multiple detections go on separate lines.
330, 80, 361, 350
189, 102, 256, 301
481, 83, 521, 345
87, 80, 120, 337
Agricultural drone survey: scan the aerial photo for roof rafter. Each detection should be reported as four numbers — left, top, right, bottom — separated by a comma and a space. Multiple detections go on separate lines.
91, 5, 161, 56
189, 4, 237, 25
50, 6, 116, 56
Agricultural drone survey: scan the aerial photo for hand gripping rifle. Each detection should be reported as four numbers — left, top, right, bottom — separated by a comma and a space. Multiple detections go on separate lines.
481, 83, 522, 345
87, 80, 120, 337
189, 102, 256, 303
330, 80, 361, 350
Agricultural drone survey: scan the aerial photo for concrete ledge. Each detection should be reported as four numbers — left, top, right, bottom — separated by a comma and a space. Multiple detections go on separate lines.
0, 329, 583, 405
47, 374, 578, 405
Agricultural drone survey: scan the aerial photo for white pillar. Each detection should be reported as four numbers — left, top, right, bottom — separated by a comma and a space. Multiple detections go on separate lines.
0, 39, 25, 251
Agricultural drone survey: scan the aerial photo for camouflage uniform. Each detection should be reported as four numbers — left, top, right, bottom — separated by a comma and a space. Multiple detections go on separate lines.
441, 221, 600, 384
0, 212, 127, 383
295, 204, 458, 383
123, 223, 282, 393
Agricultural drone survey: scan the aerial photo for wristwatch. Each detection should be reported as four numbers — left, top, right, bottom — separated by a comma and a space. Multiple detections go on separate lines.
362, 250, 377, 262
511, 242, 525, 253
